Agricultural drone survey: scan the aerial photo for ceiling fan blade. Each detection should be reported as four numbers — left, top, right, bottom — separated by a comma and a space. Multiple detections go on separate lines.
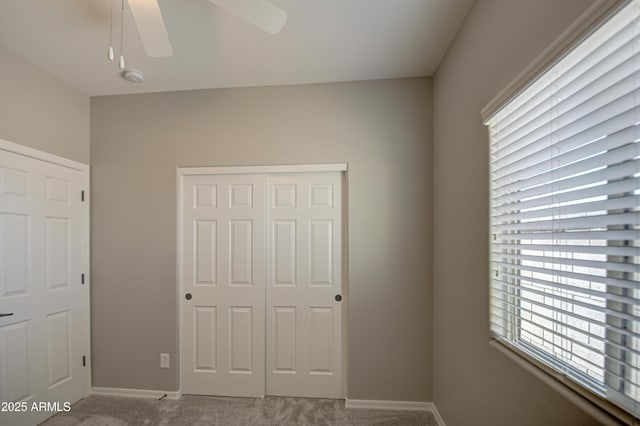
127, 0, 173, 57
208, 0, 287, 35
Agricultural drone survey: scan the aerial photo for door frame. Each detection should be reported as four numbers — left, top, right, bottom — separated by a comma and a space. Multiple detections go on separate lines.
177, 163, 348, 397
0, 138, 92, 396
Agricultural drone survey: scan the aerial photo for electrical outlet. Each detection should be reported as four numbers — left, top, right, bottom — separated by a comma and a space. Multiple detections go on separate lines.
160, 353, 170, 369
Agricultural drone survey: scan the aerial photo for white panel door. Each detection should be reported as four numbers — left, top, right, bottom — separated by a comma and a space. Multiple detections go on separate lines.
0, 149, 85, 426
266, 173, 343, 398
182, 174, 265, 397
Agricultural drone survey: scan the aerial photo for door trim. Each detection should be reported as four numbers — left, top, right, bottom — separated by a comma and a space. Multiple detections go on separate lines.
0, 138, 92, 397
179, 164, 347, 176
177, 164, 348, 397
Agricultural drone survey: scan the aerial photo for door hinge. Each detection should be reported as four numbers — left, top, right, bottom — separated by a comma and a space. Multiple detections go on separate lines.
81, 190, 85, 202
82, 355, 86, 367
81, 273, 85, 285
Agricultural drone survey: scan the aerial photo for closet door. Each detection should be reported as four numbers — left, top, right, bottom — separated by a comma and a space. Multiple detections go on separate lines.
0, 148, 86, 425
266, 173, 343, 398
181, 174, 265, 397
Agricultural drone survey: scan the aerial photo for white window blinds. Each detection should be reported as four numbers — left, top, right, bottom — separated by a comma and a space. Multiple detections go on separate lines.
487, 0, 640, 420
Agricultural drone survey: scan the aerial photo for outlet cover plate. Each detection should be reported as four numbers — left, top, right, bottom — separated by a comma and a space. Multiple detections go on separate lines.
160, 353, 170, 369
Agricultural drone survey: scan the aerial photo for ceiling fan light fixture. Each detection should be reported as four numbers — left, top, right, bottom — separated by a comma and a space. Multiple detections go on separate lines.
121, 69, 145, 83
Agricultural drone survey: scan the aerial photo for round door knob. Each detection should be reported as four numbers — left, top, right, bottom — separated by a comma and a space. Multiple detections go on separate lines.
335, 294, 342, 302
185, 293, 192, 300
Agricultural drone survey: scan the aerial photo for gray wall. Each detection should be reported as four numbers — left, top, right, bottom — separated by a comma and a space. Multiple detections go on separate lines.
0, 46, 89, 163
432, 0, 602, 425
90, 78, 433, 400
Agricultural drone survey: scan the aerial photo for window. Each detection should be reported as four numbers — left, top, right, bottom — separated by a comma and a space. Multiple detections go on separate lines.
486, 0, 639, 421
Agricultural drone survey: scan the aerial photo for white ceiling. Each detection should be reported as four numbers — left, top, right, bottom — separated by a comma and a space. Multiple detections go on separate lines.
0, 0, 475, 97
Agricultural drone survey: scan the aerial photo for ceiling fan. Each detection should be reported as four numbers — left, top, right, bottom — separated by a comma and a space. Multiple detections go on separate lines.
125, 0, 288, 58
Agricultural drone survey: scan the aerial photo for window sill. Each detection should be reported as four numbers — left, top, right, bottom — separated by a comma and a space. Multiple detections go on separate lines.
489, 338, 634, 425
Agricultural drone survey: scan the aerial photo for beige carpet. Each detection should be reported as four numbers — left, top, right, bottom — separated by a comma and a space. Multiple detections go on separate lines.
40, 395, 438, 425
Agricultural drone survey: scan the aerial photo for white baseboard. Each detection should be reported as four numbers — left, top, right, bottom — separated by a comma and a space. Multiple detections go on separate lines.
92, 386, 182, 400
345, 399, 445, 426
431, 403, 446, 426
345, 399, 432, 411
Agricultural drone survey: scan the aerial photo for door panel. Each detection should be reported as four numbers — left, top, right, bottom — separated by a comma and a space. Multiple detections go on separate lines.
0, 149, 85, 425
45, 217, 70, 289
195, 221, 216, 285
273, 221, 296, 285
229, 220, 253, 285
266, 173, 343, 398
46, 311, 72, 387
0, 213, 29, 296
0, 321, 30, 401
309, 307, 333, 374
309, 220, 333, 285
229, 306, 253, 372
194, 306, 217, 371
182, 174, 265, 397
272, 307, 296, 372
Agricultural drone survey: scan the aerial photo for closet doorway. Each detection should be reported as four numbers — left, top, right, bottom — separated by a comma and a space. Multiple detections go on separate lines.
178, 165, 345, 399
